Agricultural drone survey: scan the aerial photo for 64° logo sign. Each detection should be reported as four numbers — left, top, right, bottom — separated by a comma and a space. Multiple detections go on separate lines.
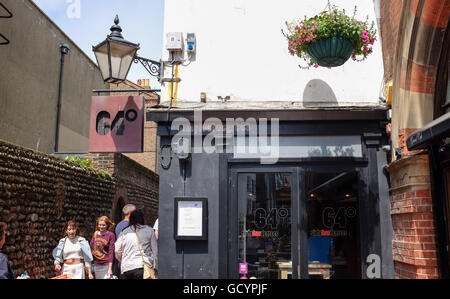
89, 96, 144, 153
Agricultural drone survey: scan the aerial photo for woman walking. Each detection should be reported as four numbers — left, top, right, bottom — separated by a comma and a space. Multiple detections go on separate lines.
115, 209, 158, 279
1, 222, 30, 279
0, 222, 14, 279
52, 220, 94, 279
90, 216, 115, 279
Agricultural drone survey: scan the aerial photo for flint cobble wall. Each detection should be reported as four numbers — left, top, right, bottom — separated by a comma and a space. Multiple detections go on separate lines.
0, 140, 158, 278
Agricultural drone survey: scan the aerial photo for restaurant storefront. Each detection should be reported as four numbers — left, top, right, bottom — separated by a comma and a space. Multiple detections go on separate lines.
149, 102, 395, 279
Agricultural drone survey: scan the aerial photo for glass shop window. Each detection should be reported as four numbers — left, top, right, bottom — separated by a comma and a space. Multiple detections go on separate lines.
306, 171, 361, 279
233, 136, 363, 159
238, 173, 292, 279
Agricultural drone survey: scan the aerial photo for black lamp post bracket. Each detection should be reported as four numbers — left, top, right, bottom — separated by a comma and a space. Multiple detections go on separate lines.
134, 56, 162, 81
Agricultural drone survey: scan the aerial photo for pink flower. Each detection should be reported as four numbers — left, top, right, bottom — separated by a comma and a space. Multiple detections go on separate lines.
314, 64, 319, 68
362, 31, 369, 37
363, 46, 369, 52
312, 25, 317, 30
304, 30, 308, 33
293, 42, 298, 46
352, 55, 356, 61
300, 39, 305, 44
313, 34, 317, 38
362, 37, 368, 42
327, 67, 331, 69
306, 36, 310, 42
369, 38, 375, 45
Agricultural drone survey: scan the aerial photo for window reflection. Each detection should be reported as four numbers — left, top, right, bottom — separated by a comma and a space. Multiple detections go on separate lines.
306, 172, 361, 279
238, 173, 292, 279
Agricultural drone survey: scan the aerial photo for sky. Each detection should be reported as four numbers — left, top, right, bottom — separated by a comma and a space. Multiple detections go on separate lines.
32, 0, 165, 89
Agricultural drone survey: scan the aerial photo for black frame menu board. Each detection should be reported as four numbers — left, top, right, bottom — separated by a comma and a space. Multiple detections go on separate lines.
174, 197, 208, 241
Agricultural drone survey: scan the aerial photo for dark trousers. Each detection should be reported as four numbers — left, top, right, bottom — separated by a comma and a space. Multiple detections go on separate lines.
121, 268, 143, 279
113, 259, 121, 277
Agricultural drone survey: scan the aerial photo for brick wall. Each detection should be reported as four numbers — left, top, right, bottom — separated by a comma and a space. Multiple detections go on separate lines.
380, 0, 404, 82
386, 154, 440, 278
382, 0, 450, 279
0, 140, 114, 278
89, 152, 159, 227
0, 140, 158, 278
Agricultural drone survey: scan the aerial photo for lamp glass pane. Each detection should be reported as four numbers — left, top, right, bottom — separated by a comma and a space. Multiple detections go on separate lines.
93, 43, 110, 80
109, 41, 137, 81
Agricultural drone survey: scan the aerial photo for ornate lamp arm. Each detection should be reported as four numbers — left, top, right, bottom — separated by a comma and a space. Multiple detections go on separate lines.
134, 55, 161, 81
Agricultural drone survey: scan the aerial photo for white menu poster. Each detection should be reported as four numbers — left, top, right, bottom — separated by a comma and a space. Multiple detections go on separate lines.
177, 201, 203, 236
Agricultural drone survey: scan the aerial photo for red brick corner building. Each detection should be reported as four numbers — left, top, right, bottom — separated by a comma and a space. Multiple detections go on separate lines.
380, 0, 450, 278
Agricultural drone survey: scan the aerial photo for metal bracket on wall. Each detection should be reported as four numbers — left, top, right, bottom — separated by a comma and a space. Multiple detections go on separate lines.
160, 144, 172, 169
0, 2, 12, 18
133, 56, 162, 81
92, 88, 161, 96
363, 132, 383, 147
0, 33, 9, 45
0, 1, 13, 46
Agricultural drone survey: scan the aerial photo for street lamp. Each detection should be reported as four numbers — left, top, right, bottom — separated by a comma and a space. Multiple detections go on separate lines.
92, 15, 139, 83
93, 15, 161, 84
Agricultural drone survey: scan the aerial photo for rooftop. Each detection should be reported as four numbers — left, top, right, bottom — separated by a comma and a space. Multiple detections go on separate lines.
147, 100, 389, 122
149, 100, 389, 111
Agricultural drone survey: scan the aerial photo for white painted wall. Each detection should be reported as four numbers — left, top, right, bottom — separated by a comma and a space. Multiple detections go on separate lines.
161, 0, 384, 104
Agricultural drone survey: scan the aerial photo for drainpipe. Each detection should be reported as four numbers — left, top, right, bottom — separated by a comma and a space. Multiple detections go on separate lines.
54, 43, 70, 153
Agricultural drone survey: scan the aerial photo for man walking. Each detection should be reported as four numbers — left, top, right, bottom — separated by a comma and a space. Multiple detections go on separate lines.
115, 204, 136, 238
114, 204, 136, 277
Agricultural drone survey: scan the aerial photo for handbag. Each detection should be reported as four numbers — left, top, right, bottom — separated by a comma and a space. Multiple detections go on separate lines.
135, 228, 157, 279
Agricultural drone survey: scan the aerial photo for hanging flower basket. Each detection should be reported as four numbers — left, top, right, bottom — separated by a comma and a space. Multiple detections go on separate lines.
306, 36, 353, 67
282, 5, 377, 69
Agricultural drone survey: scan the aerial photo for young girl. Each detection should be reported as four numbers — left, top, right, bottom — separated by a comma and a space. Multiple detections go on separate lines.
90, 216, 115, 279
52, 220, 94, 279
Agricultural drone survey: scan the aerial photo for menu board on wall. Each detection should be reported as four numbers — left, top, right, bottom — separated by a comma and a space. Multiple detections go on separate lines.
174, 198, 208, 240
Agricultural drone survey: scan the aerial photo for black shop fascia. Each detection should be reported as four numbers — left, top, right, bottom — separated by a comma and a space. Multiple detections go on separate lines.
148, 101, 394, 279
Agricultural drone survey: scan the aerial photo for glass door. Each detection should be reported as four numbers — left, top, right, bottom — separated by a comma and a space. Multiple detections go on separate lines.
232, 170, 297, 279
305, 171, 361, 279
229, 167, 362, 279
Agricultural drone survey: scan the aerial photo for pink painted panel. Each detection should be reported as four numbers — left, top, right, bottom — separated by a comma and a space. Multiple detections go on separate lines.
89, 96, 144, 153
